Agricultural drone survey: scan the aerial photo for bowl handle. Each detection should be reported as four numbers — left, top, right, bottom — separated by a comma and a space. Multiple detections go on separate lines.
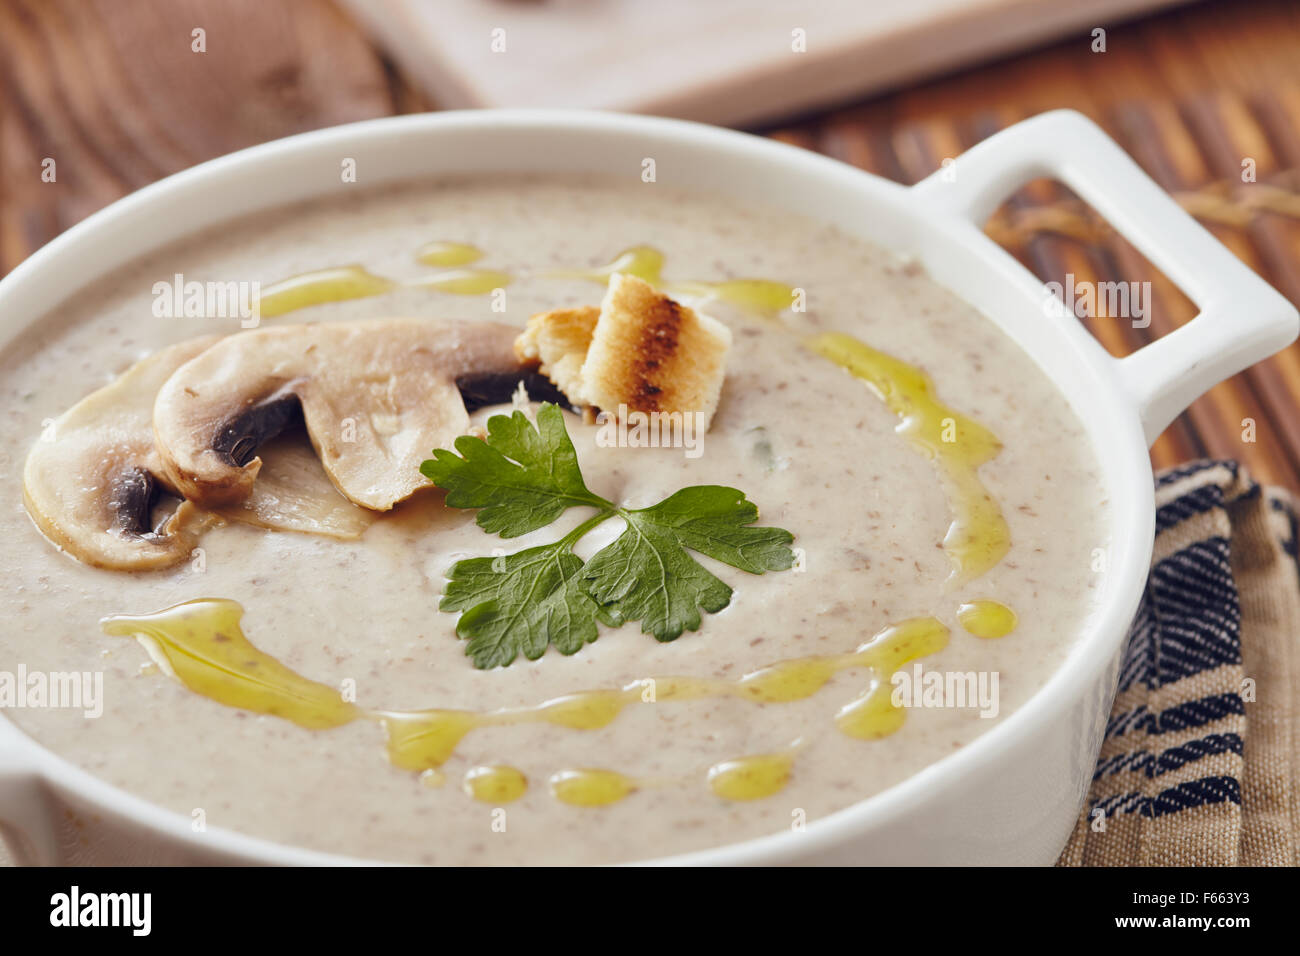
911, 109, 1298, 446
0, 720, 59, 865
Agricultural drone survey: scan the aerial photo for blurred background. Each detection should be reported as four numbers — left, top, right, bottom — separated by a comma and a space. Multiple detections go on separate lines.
3, 0, 1300, 486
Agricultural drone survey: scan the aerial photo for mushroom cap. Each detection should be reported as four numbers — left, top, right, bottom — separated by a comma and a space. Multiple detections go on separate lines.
152, 318, 532, 512
23, 338, 219, 570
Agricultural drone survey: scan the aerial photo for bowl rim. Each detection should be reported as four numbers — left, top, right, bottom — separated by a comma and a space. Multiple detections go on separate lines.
0, 108, 1155, 866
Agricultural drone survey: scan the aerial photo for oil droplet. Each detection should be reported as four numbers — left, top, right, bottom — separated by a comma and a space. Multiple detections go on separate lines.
807, 331, 1010, 583
463, 765, 527, 803
671, 278, 796, 313
549, 769, 637, 807
419, 768, 445, 788
416, 241, 484, 268
548, 246, 665, 286
378, 709, 480, 771
258, 265, 394, 318
707, 751, 794, 801
413, 269, 512, 295
957, 600, 1018, 639
100, 599, 358, 730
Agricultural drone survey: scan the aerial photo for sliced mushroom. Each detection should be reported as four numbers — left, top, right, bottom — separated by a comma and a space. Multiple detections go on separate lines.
23, 339, 219, 570
152, 318, 542, 511
214, 431, 376, 539
24, 336, 385, 570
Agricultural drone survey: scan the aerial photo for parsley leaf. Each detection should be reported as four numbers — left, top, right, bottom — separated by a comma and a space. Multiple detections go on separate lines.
629, 486, 797, 574
421, 403, 795, 667
419, 404, 607, 537
581, 519, 733, 642
440, 539, 602, 668
583, 489, 795, 641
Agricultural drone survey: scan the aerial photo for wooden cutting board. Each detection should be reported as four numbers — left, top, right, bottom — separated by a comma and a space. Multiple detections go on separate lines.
340, 0, 1191, 125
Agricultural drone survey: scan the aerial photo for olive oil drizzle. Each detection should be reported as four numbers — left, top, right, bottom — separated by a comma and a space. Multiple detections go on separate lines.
102, 601, 954, 806
254, 243, 797, 321
468, 752, 805, 807
806, 331, 1012, 584
546, 245, 665, 286
258, 262, 508, 318
707, 749, 799, 801
548, 768, 638, 807
101, 599, 360, 731
374, 615, 952, 785
547, 245, 797, 313
254, 241, 505, 320
463, 764, 528, 804
957, 600, 1018, 638
416, 241, 486, 268
258, 266, 396, 319
411, 269, 512, 295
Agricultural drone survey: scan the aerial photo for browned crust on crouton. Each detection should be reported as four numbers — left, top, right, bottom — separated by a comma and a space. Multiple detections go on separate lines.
582, 275, 730, 425
626, 295, 684, 411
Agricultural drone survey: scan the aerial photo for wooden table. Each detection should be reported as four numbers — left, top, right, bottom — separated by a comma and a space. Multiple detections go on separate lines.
4, 0, 1300, 486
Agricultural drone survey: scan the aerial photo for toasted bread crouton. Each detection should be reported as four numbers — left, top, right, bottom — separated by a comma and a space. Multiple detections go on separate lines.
512, 276, 732, 430
580, 274, 731, 430
513, 305, 600, 404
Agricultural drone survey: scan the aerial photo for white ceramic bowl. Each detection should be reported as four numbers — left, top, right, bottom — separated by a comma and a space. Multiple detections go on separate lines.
0, 110, 1294, 866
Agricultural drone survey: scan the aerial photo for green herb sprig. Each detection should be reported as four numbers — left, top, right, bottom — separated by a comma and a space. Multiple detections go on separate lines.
420, 403, 795, 668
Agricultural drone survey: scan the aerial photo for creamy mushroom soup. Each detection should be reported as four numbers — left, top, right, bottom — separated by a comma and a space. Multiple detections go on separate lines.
0, 176, 1107, 864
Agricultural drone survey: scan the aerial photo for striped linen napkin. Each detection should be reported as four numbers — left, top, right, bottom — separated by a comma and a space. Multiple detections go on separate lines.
1059, 460, 1300, 866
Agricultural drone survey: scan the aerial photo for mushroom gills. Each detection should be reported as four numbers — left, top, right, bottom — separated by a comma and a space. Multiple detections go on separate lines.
111, 466, 218, 543
109, 466, 161, 536
214, 389, 304, 467
454, 369, 576, 412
